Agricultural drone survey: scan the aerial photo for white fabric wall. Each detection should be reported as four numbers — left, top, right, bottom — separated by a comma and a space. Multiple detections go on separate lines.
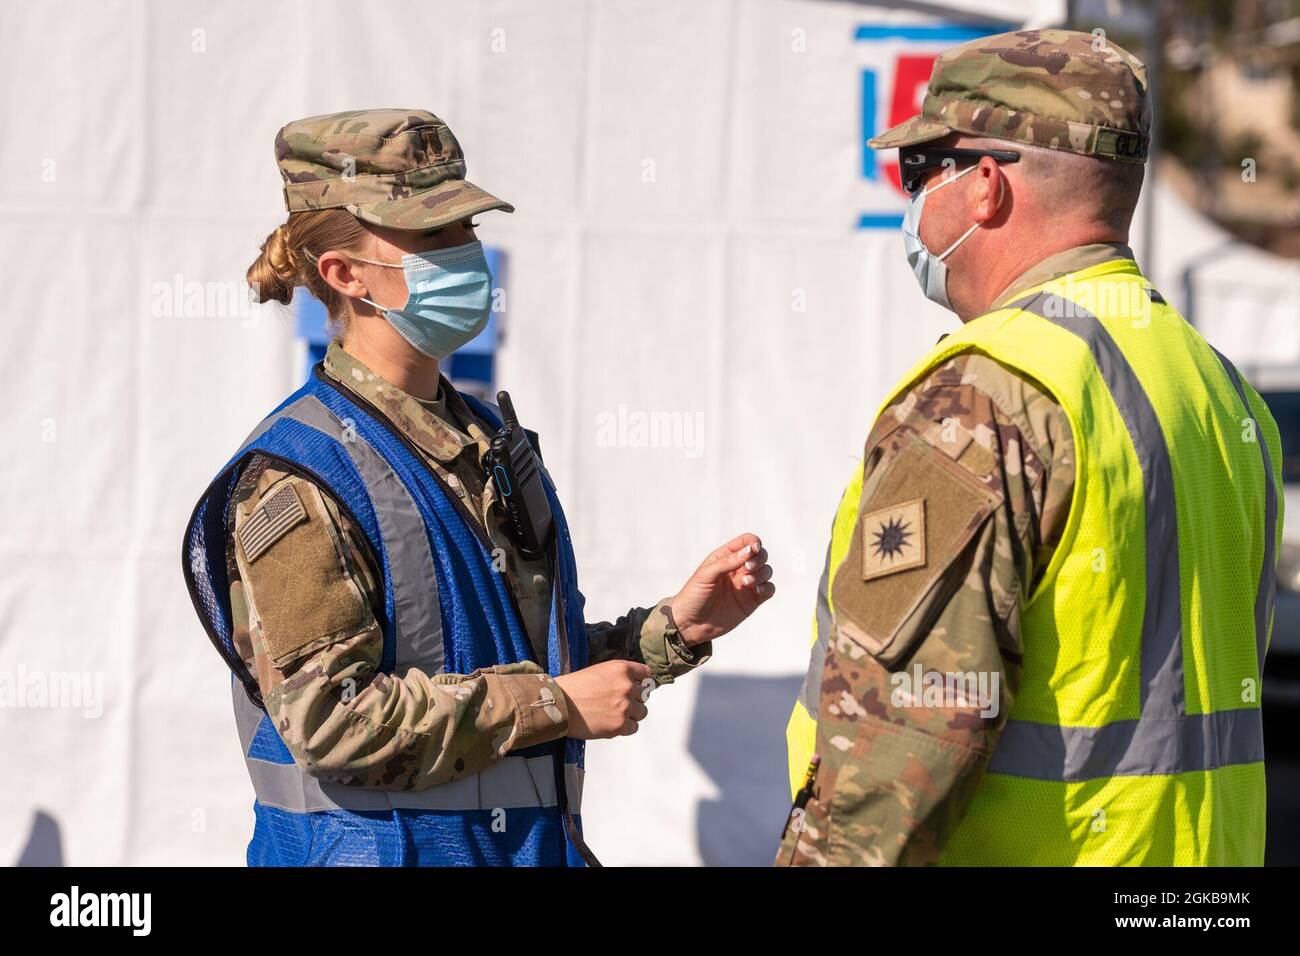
32, 0, 1300, 867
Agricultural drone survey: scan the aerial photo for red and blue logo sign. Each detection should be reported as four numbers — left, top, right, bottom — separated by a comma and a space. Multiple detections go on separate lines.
856, 23, 1012, 229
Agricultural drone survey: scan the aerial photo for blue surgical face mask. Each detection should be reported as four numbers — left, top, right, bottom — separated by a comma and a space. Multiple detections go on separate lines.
901, 163, 981, 312
351, 240, 494, 361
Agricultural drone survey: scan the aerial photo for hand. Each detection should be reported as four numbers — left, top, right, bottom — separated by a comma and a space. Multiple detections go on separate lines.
554, 660, 654, 740
668, 532, 775, 646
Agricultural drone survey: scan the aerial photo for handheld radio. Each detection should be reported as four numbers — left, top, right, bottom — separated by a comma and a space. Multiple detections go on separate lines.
483, 391, 553, 560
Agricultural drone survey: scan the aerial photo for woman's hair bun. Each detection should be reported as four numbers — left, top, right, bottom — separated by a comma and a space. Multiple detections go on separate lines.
246, 223, 300, 305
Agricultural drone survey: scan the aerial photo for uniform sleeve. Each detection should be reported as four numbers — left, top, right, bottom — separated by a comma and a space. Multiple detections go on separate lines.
227, 456, 571, 792
778, 355, 1074, 866
585, 600, 712, 685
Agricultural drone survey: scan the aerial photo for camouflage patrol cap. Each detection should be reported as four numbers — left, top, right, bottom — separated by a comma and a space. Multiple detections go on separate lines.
275, 108, 514, 230
870, 29, 1150, 164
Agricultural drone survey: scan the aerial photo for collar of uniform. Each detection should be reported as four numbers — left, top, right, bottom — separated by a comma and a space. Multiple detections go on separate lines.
322, 341, 475, 464
992, 242, 1136, 311
440, 387, 495, 453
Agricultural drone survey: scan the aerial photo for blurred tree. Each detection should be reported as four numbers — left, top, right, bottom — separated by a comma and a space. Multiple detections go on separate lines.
1073, 0, 1300, 255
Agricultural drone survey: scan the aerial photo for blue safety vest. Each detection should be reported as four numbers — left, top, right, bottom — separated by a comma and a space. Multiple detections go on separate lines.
183, 366, 592, 866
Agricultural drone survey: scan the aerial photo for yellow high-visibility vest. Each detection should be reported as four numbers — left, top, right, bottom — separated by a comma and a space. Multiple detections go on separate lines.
787, 259, 1283, 865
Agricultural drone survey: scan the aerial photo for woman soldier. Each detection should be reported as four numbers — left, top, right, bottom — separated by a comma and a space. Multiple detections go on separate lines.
182, 109, 774, 866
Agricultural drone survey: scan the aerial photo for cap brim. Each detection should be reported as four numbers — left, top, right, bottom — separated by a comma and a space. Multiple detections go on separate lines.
868, 114, 953, 151
348, 179, 515, 231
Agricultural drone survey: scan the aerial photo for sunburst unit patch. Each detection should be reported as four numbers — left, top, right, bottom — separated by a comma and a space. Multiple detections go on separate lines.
861, 498, 926, 581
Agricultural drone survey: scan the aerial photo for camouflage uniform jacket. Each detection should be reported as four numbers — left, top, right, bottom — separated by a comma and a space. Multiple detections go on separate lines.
226, 342, 710, 791
778, 243, 1135, 866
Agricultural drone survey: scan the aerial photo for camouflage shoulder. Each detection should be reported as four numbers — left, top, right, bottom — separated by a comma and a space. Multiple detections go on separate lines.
232, 466, 375, 672
942, 352, 1073, 483
869, 352, 1073, 511
835, 423, 1004, 667
230, 454, 297, 516
232, 449, 382, 611
938, 353, 1076, 566
846, 352, 1076, 665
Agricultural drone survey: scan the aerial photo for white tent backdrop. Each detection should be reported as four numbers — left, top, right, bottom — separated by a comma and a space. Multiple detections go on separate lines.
3, 0, 1292, 866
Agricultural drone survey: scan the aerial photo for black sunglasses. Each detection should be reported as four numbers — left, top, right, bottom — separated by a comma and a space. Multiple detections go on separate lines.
899, 146, 1020, 194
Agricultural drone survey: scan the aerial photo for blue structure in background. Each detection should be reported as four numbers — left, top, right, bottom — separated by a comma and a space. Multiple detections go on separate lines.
295, 246, 507, 396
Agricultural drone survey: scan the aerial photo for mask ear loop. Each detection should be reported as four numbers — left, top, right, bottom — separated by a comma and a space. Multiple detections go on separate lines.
937, 221, 981, 261
932, 163, 1002, 262
300, 247, 401, 316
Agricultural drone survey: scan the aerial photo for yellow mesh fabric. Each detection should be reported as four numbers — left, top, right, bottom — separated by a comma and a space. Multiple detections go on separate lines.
789, 260, 1271, 865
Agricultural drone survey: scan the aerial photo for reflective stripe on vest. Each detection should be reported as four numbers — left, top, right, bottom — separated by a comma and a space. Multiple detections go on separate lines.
233, 687, 583, 813
786, 260, 1280, 863
788, 474, 861, 796
984, 292, 1268, 781
236, 393, 445, 674
797, 542, 833, 717
226, 391, 584, 816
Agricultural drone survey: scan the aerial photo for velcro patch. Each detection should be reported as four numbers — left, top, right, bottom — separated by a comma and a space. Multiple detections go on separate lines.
238, 483, 308, 562
861, 498, 926, 580
831, 429, 1001, 665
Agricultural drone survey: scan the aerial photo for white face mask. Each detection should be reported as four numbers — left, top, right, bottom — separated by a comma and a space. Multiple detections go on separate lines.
901, 163, 981, 312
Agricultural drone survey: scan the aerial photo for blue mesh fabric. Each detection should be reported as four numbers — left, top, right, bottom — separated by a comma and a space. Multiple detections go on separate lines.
248, 803, 581, 866
311, 383, 538, 674
183, 380, 395, 681
185, 373, 590, 866
184, 470, 239, 663
246, 712, 295, 764
242, 416, 399, 668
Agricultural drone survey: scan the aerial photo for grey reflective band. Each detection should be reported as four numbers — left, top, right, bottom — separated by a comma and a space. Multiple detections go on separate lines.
1008, 292, 1185, 719
234, 686, 582, 813
1209, 346, 1280, 674
803, 290, 1268, 782
988, 707, 1264, 781
798, 540, 835, 717
226, 392, 587, 816
984, 291, 1264, 781
237, 394, 444, 674
228, 393, 584, 815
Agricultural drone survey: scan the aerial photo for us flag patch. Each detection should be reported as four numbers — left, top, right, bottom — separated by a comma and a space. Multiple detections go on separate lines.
238, 483, 308, 562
